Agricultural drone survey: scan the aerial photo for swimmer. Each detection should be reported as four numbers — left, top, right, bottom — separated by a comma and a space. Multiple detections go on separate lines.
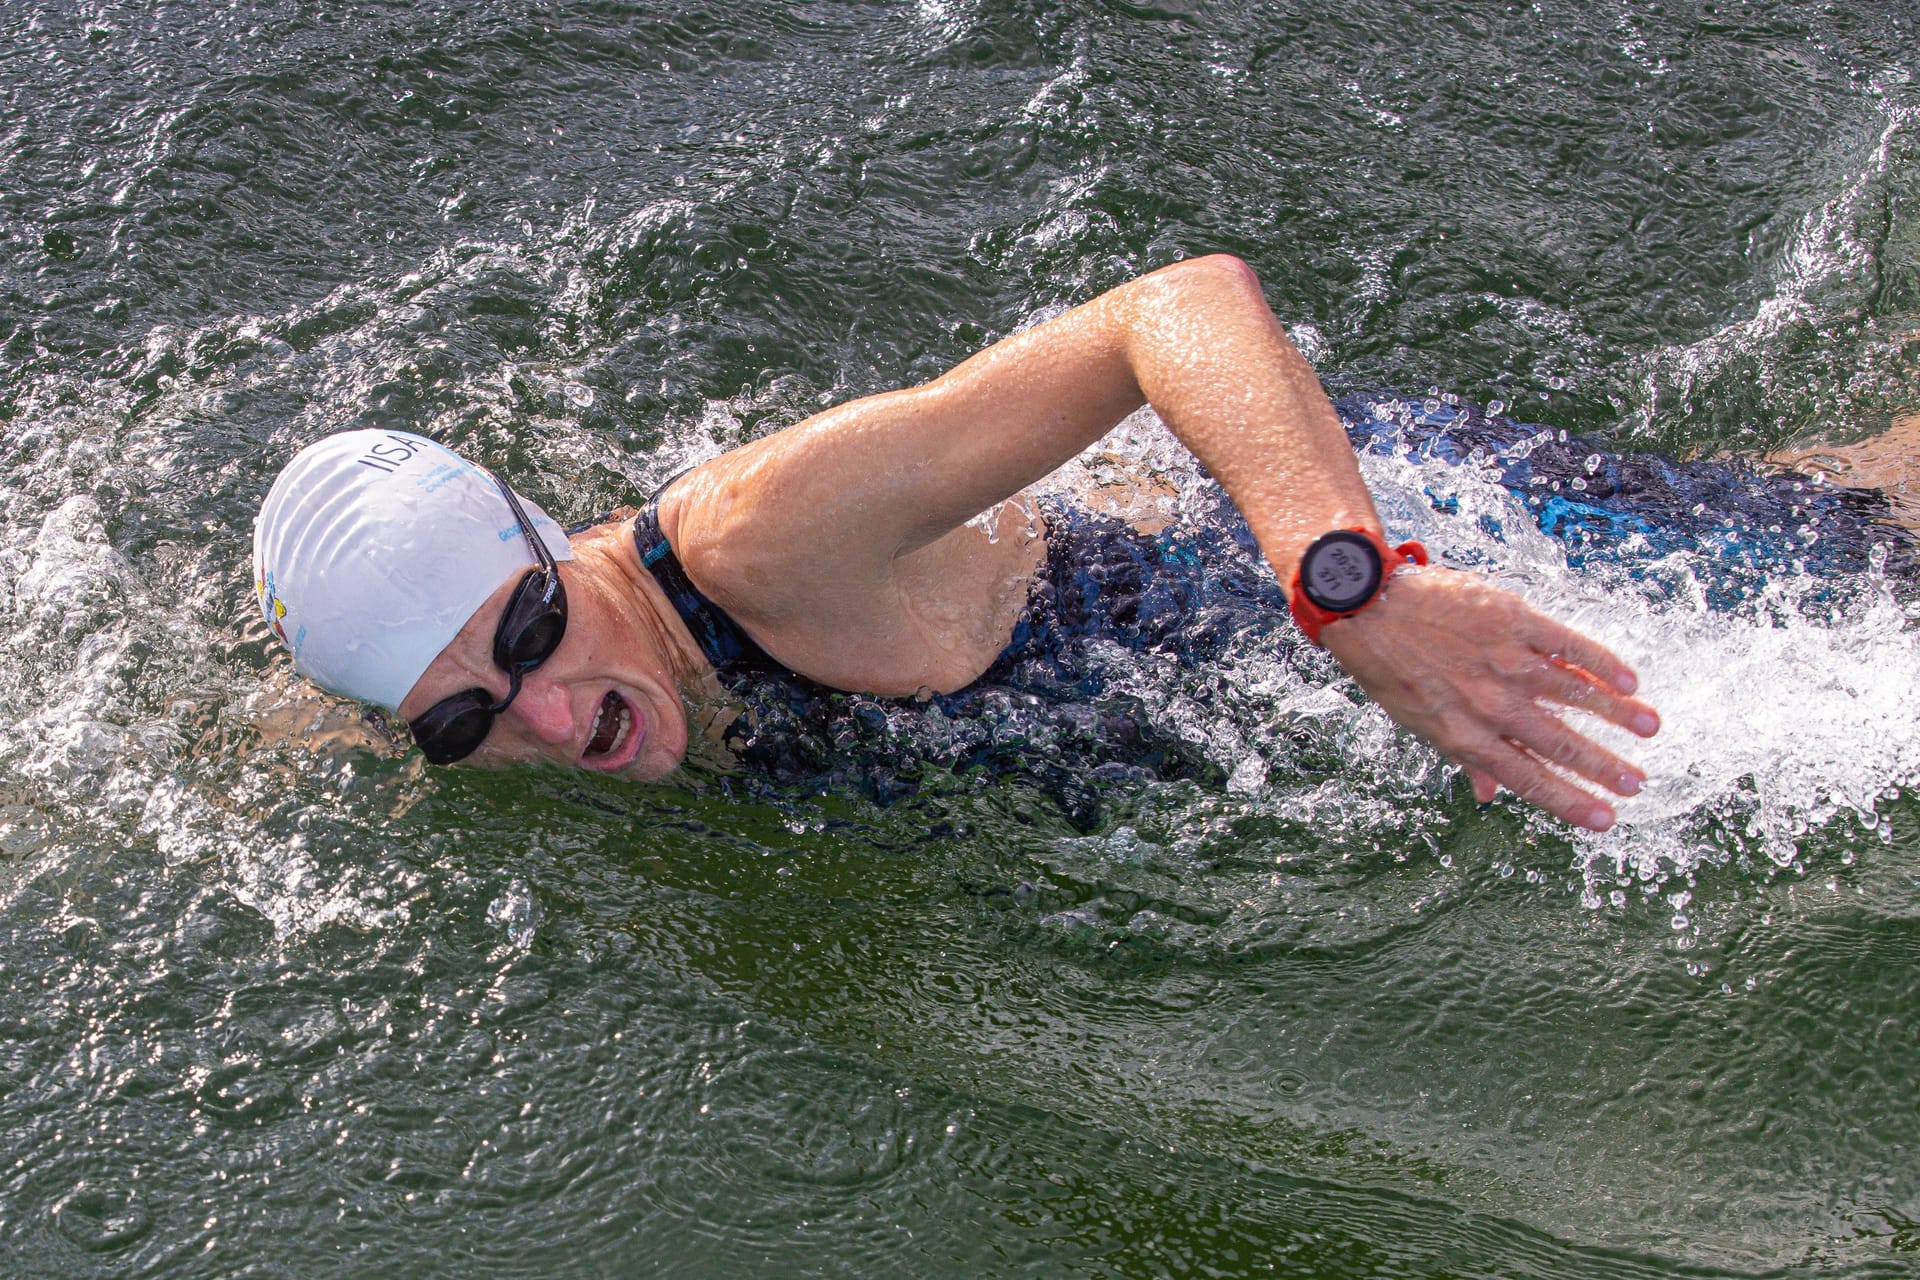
254, 256, 1662, 831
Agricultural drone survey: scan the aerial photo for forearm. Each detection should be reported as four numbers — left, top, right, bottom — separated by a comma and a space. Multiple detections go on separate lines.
897, 255, 1380, 574
1107, 255, 1382, 586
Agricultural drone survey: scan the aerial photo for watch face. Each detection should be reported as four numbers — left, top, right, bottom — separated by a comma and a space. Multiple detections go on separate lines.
1300, 531, 1383, 612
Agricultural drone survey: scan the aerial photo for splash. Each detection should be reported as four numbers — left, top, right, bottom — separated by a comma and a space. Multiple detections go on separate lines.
1625, 99, 1920, 452
1050, 406, 1920, 900
1397, 446, 1920, 893
3, 214, 1915, 928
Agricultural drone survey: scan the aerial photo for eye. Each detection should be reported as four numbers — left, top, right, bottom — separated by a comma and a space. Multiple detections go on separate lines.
511, 612, 566, 667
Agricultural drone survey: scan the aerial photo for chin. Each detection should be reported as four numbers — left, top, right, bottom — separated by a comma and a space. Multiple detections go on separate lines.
623, 752, 683, 782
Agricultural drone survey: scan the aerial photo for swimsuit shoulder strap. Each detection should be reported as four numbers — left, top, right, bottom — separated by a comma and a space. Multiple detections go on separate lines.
631, 471, 779, 675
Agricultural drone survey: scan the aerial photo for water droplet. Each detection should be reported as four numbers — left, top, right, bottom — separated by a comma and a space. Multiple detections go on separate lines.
486, 879, 540, 949
1227, 754, 1267, 795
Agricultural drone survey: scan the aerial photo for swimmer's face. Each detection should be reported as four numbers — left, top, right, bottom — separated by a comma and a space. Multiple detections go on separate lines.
397, 525, 691, 779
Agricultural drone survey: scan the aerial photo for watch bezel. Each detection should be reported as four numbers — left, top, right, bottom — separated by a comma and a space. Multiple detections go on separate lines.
1298, 529, 1385, 613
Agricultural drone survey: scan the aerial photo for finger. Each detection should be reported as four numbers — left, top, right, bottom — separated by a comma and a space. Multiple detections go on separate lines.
1517, 659, 1662, 738
1498, 703, 1645, 797
1473, 738, 1617, 831
1467, 766, 1499, 804
1519, 614, 1639, 696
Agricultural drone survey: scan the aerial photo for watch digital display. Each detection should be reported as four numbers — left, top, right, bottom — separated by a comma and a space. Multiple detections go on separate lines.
1300, 530, 1383, 612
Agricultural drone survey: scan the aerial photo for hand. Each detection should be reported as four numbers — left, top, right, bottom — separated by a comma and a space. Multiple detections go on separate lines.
1317, 567, 1659, 832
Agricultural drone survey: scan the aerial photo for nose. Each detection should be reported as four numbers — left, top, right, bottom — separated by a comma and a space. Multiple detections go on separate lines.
504, 670, 576, 747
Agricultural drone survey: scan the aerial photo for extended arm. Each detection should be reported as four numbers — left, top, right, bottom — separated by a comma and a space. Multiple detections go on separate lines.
672, 255, 1374, 588
662, 255, 1657, 829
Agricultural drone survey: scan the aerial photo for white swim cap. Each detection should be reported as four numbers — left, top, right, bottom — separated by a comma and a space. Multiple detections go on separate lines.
252, 430, 573, 711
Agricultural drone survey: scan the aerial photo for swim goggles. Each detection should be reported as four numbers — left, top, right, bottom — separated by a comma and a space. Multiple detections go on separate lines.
407, 472, 569, 765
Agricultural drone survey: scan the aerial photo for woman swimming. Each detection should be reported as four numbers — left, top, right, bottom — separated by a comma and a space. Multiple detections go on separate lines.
254, 256, 1664, 832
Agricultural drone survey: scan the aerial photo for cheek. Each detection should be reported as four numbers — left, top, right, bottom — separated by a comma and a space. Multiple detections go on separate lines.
561, 597, 622, 669
569, 602, 665, 689
642, 734, 688, 779
635, 692, 691, 777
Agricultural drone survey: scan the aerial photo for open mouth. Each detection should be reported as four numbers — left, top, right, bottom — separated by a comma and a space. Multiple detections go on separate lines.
584, 689, 634, 761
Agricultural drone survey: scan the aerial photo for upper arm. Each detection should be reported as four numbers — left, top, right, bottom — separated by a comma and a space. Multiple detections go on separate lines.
668, 255, 1264, 594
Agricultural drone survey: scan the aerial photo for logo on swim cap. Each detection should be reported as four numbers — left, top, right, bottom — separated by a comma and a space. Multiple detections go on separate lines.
252, 430, 573, 710
256, 571, 291, 647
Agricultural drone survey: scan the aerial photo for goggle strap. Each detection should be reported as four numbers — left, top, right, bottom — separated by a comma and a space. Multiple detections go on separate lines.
487, 469, 555, 572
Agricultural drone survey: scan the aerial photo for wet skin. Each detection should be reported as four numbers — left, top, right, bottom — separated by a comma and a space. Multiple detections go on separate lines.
396, 494, 1050, 780
396, 523, 706, 781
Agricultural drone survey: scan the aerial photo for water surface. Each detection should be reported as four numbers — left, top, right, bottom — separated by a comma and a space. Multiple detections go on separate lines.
3, 1, 1919, 1275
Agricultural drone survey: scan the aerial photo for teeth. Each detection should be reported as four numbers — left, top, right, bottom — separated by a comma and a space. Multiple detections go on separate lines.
586, 694, 633, 758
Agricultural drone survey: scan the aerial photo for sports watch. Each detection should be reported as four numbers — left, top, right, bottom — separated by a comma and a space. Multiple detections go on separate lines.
1287, 527, 1429, 646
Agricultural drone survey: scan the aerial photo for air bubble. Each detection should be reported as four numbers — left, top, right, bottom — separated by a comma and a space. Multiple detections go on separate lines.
486, 879, 540, 950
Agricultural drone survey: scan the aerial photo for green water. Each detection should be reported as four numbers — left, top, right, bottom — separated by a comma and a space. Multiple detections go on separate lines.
4, 1, 1920, 1276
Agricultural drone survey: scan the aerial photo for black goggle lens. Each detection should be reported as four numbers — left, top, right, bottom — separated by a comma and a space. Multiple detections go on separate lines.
494, 569, 568, 672
410, 689, 499, 766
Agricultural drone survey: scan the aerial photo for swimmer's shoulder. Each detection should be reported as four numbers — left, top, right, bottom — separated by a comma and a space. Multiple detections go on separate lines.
654, 463, 1049, 696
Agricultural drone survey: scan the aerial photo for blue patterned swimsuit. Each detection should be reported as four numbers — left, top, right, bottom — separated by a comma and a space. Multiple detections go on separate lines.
631, 490, 1264, 823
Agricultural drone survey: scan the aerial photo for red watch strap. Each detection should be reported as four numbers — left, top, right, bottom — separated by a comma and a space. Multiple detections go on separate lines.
1288, 528, 1428, 646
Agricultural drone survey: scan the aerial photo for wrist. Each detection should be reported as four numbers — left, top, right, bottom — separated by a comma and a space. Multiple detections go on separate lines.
1287, 527, 1428, 646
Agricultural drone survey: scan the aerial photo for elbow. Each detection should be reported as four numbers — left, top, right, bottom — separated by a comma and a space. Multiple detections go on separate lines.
1184, 252, 1263, 291
1152, 253, 1270, 316
1173, 251, 1263, 293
